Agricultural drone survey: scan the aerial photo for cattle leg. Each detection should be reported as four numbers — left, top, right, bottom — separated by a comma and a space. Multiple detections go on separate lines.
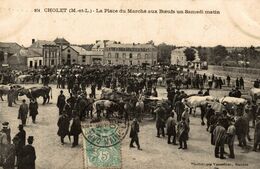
0, 95, 4, 101
47, 95, 50, 104
43, 96, 46, 105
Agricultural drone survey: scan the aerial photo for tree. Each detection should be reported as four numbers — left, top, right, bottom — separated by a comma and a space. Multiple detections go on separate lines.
157, 43, 175, 64
197, 46, 208, 61
184, 47, 196, 62
211, 45, 228, 65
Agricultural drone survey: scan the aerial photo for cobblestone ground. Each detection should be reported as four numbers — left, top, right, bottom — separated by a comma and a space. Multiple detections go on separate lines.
0, 84, 259, 169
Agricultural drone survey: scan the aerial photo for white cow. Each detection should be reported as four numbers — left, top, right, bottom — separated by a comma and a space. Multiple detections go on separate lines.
220, 96, 247, 105
249, 88, 260, 102
183, 95, 215, 116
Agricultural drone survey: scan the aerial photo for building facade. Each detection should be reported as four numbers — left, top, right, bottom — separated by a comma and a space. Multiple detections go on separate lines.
42, 44, 61, 66
171, 47, 201, 69
103, 43, 157, 66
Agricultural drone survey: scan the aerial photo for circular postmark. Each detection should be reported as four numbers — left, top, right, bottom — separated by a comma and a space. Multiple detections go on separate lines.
82, 119, 129, 148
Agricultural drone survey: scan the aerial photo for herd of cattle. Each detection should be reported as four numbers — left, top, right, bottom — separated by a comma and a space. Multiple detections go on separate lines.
0, 83, 260, 120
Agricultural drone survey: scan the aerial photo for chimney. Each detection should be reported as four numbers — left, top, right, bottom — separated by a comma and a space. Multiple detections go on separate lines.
32, 39, 35, 44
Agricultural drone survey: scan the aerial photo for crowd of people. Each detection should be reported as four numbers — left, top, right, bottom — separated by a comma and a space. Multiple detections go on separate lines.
0, 64, 260, 168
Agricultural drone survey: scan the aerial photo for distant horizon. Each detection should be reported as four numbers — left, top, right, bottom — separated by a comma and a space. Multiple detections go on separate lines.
1, 38, 260, 48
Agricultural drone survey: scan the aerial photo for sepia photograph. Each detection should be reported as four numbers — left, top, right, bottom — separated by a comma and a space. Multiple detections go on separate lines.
0, 0, 260, 169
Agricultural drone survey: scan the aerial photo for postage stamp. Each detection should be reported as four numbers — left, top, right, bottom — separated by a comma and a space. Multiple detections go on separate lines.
82, 120, 129, 169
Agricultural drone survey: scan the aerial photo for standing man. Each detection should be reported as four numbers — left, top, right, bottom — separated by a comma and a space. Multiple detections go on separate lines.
155, 107, 165, 138
29, 99, 38, 124
177, 117, 189, 149
18, 100, 29, 126
129, 118, 142, 150
14, 125, 26, 169
213, 121, 226, 159
175, 100, 185, 122
2, 138, 16, 169
226, 122, 236, 158
240, 77, 244, 90
57, 113, 70, 145
166, 112, 177, 145
57, 90, 66, 115
1, 122, 11, 144
91, 83, 96, 99
253, 116, 260, 151
70, 115, 82, 148
7, 87, 14, 107
20, 136, 36, 169
226, 75, 231, 87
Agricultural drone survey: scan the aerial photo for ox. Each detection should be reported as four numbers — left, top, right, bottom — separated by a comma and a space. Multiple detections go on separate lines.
19, 86, 52, 104
92, 100, 119, 119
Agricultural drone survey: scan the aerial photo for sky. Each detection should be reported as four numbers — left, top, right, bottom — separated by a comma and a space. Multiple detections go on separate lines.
0, 0, 260, 47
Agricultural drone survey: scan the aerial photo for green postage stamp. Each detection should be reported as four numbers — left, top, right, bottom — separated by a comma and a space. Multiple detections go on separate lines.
82, 121, 128, 169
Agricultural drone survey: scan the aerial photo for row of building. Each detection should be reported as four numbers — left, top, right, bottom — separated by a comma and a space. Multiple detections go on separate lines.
0, 38, 158, 69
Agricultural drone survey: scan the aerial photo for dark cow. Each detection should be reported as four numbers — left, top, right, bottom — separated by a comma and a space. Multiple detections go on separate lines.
19, 86, 52, 104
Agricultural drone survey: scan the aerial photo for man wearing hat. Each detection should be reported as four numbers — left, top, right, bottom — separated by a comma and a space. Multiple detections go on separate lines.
129, 118, 142, 150
253, 116, 260, 151
20, 136, 36, 169
18, 99, 29, 126
166, 112, 177, 145
57, 90, 66, 115
14, 125, 26, 169
2, 137, 16, 169
1, 122, 11, 144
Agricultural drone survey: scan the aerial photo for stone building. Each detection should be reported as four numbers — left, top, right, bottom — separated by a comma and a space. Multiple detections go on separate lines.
103, 43, 157, 66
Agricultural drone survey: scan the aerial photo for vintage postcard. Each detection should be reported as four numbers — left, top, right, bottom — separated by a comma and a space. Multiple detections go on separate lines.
0, 0, 260, 169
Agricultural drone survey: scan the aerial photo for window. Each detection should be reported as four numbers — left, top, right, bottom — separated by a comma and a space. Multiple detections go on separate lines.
68, 49, 70, 53
62, 59, 65, 63
67, 54, 71, 59
39, 60, 42, 66
108, 53, 111, 58
129, 60, 133, 65
123, 60, 125, 64
122, 53, 126, 58
115, 53, 119, 59
51, 59, 55, 65
29, 61, 33, 68
138, 60, 140, 65
129, 53, 132, 59
82, 56, 86, 62
137, 53, 141, 59
145, 54, 148, 59
108, 60, 111, 64
73, 59, 76, 62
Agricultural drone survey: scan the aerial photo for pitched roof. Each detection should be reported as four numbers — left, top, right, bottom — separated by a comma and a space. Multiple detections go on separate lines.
54, 37, 70, 45
81, 44, 94, 51
13, 47, 42, 58
0, 42, 22, 53
69, 45, 88, 55
30, 40, 56, 48
106, 43, 156, 49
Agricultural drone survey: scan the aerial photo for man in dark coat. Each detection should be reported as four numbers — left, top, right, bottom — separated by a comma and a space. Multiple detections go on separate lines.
7, 87, 14, 107
57, 90, 66, 115
205, 105, 215, 131
57, 113, 70, 145
155, 107, 165, 137
29, 99, 38, 123
253, 116, 260, 151
234, 115, 248, 147
175, 100, 185, 122
20, 136, 36, 169
18, 100, 29, 126
166, 112, 177, 145
2, 139, 16, 169
177, 117, 189, 149
70, 116, 81, 147
14, 125, 26, 169
213, 121, 226, 159
129, 118, 142, 150
91, 83, 96, 99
